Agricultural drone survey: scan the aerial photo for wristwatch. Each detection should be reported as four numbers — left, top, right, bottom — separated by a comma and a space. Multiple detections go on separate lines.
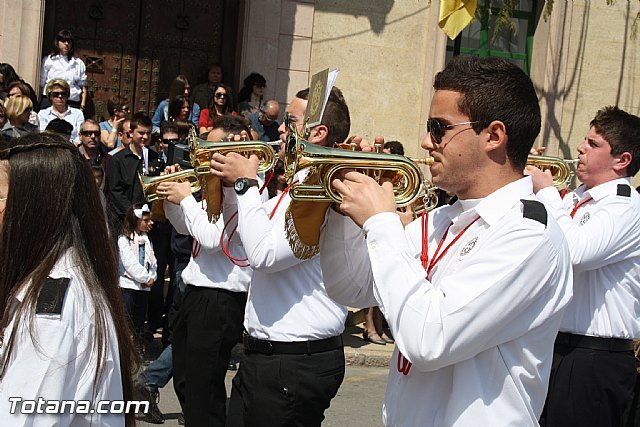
234, 177, 259, 195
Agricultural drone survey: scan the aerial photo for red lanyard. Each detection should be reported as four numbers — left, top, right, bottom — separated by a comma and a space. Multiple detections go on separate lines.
570, 197, 593, 218
397, 211, 480, 376
269, 181, 297, 219
220, 211, 249, 267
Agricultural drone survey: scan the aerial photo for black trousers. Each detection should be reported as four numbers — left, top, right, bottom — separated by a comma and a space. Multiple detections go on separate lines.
226, 346, 345, 427
540, 342, 637, 427
172, 285, 246, 427
148, 223, 175, 334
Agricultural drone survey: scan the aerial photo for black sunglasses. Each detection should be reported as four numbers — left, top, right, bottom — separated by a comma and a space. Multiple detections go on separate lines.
426, 118, 481, 145
50, 91, 67, 98
214, 92, 227, 99
80, 130, 100, 137
162, 138, 179, 144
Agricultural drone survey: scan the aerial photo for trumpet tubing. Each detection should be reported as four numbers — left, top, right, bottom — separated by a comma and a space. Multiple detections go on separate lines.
188, 130, 277, 175
527, 154, 578, 187
139, 170, 202, 202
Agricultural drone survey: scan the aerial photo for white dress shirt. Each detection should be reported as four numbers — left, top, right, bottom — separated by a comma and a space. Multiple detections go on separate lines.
0, 249, 124, 426
164, 195, 253, 292
37, 106, 84, 143
228, 170, 348, 341
40, 55, 87, 102
117, 234, 157, 291
537, 177, 640, 339
321, 177, 573, 426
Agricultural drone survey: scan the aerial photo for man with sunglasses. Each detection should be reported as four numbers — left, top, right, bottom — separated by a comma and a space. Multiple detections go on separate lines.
77, 119, 102, 163
37, 79, 84, 143
320, 56, 573, 426
247, 99, 280, 142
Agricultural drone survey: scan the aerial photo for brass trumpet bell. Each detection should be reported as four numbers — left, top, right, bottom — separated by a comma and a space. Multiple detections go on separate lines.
527, 154, 579, 187
139, 170, 202, 202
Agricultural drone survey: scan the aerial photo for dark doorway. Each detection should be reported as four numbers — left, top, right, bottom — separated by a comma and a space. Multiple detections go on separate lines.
42, 0, 240, 120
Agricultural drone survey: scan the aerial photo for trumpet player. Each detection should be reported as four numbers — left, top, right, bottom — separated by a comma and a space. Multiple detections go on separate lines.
154, 115, 267, 426
527, 107, 640, 427
320, 56, 573, 426
209, 87, 351, 426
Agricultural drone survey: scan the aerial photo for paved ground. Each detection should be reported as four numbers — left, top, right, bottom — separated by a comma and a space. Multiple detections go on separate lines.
136, 325, 394, 426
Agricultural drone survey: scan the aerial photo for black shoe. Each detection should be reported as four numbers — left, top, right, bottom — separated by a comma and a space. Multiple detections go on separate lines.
178, 412, 185, 425
227, 359, 238, 371
134, 380, 164, 424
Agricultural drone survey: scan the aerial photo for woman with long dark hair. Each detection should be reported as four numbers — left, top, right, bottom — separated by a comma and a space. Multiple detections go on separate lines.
0, 134, 137, 425
152, 75, 200, 132
198, 83, 235, 134
237, 72, 266, 117
39, 29, 87, 110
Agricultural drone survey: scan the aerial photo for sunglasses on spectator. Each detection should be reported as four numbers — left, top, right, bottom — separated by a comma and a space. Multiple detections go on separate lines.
162, 138, 179, 144
426, 118, 481, 146
119, 106, 130, 112
80, 130, 100, 137
50, 91, 67, 98
214, 92, 227, 99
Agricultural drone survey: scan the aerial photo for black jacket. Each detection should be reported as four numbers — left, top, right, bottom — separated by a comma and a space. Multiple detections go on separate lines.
107, 145, 160, 217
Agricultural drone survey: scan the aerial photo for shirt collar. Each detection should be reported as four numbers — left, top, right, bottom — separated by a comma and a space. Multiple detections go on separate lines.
447, 176, 534, 227
574, 177, 631, 203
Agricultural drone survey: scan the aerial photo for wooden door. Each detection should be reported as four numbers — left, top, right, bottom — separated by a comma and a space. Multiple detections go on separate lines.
46, 0, 229, 120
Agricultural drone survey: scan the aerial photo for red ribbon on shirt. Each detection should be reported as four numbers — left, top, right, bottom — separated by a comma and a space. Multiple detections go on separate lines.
396, 211, 480, 376
570, 197, 593, 218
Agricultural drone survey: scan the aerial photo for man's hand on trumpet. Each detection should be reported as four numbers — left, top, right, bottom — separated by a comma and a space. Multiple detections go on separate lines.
210, 152, 260, 186
156, 180, 193, 205
524, 165, 554, 193
331, 170, 396, 228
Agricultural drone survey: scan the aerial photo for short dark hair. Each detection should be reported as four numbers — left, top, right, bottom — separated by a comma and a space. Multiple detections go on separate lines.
384, 140, 405, 155
590, 106, 640, 177
433, 56, 541, 169
212, 114, 251, 136
130, 112, 152, 131
295, 86, 351, 146
44, 118, 73, 137
106, 95, 128, 117
159, 120, 179, 137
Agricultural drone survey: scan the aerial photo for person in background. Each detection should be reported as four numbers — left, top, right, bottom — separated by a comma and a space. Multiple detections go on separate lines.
191, 62, 224, 111
198, 84, 235, 135
6, 81, 39, 126
108, 113, 158, 220
0, 134, 137, 425
117, 203, 157, 359
237, 72, 266, 117
37, 79, 84, 143
152, 75, 200, 133
247, 100, 280, 142
39, 29, 87, 111
77, 119, 102, 164
0, 95, 38, 139
0, 63, 39, 111
43, 117, 73, 141
100, 95, 129, 155
529, 106, 640, 427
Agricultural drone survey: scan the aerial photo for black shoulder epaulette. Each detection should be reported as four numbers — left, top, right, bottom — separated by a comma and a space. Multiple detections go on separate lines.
448, 195, 458, 205
521, 199, 547, 227
617, 184, 631, 197
36, 277, 71, 315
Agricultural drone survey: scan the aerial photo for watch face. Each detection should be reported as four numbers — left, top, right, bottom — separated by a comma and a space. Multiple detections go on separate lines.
234, 179, 245, 192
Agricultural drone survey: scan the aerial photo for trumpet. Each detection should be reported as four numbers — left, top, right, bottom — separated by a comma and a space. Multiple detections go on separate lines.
188, 130, 277, 175
139, 170, 202, 202
526, 154, 579, 187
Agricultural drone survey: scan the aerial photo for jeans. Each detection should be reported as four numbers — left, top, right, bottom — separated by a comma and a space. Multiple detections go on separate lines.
142, 344, 173, 393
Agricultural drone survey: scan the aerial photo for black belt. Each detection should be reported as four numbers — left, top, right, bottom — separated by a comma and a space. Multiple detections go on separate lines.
555, 332, 634, 352
243, 334, 343, 355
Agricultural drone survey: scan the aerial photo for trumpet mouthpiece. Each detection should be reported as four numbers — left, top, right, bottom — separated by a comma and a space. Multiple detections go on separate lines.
412, 157, 435, 166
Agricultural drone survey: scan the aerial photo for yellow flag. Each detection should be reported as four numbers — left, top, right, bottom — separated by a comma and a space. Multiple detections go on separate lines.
439, 0, 478, 40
